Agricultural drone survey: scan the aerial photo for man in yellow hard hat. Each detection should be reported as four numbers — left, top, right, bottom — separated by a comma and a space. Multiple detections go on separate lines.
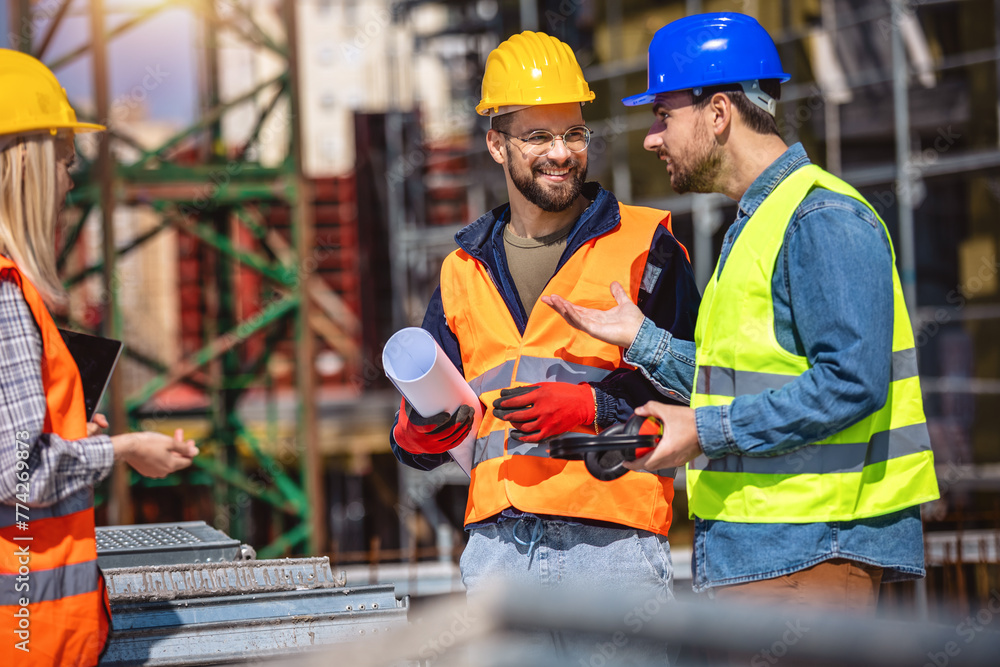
390, 31, 700, 629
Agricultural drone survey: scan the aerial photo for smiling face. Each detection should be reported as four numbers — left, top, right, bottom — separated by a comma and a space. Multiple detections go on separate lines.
643, 91, 721, 195
492, 103, 589, 213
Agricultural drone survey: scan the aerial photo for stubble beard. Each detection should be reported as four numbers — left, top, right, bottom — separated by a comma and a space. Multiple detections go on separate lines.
668, 123, 722, 195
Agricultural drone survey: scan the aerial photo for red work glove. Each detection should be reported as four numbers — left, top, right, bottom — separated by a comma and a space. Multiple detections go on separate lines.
492, 382, 596, 442
393, 398, 475, 455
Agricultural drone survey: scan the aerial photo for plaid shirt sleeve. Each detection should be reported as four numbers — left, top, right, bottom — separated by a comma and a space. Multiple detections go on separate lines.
0, 279, 114, 507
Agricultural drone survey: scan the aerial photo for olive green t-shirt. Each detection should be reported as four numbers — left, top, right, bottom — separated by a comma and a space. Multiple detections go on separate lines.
503, 222, 573, 318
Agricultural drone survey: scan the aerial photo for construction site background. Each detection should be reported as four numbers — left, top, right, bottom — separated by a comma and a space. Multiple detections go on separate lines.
4, 0, 1000, 619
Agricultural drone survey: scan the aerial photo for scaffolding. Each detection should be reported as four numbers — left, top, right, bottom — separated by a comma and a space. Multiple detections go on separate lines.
7, 0, 366, 557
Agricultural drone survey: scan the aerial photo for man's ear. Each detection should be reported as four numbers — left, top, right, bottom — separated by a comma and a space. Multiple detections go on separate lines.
486, 129, 507, 165
708, 92, 733, 137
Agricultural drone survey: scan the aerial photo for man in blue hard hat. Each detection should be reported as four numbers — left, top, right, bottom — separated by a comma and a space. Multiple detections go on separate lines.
543, 12, 939, 611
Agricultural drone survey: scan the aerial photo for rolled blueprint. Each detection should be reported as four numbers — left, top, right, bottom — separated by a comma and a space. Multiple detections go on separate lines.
383, 327, 481, 476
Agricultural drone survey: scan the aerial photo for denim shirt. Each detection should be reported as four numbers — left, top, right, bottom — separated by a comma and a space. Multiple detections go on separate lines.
624, 144, 926, 591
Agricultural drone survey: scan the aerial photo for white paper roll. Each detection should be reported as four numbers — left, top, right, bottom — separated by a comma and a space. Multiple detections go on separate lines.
383, 327, 481, 475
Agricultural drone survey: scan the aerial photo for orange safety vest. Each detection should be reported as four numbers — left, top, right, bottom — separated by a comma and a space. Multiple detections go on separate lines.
0, 257, 111, 667
440, 204, 677, 537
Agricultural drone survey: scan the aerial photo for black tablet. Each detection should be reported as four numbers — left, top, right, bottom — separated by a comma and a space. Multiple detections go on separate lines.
58, 329, 123, 421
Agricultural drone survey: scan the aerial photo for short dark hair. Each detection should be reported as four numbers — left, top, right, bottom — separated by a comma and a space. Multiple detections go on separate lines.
490, 112, 516, 135
692, 79, 781, 136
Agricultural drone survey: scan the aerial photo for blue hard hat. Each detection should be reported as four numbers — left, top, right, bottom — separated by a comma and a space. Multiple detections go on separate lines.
623, 12, 790, 108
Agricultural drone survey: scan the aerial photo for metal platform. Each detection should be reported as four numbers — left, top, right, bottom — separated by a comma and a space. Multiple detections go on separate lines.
96, 521, 242, 569
96, 525, 408, 665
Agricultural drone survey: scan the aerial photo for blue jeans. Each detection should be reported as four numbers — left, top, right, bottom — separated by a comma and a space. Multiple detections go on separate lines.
460, 517, 674, 665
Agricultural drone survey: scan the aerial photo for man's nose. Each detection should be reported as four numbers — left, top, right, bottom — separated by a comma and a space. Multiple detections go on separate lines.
643, 126, 663, 152
546, 135, 573, 161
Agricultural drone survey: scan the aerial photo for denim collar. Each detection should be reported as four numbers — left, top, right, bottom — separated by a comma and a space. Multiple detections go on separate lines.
736, 143, 811, 219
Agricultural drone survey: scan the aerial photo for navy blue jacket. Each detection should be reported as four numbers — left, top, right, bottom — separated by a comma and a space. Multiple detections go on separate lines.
391, 182, 701, 471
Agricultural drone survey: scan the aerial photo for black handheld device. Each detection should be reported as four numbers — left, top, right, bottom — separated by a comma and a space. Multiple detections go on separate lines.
548, 414, 672, 481
58, 329, 123, 422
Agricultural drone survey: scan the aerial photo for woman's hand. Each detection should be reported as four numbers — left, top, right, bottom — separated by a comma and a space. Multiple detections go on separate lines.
86, 413, 109, 437
112, 429, 198, 479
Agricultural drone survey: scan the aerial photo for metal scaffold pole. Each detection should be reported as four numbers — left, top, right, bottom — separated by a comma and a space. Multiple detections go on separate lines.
996, 0, 1000, 147
608, 0, 631, 203
284, 0, 326, 556
891, 0, 918, 316
90, 0, 132, 526
11, 0, 32, 53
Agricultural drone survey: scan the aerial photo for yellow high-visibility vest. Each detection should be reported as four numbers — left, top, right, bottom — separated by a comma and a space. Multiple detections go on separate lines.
688, 164, 939, 523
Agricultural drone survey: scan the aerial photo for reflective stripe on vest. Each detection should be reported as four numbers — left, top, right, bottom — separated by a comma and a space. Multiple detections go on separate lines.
0, 560, 101, 606
513, 356, 612, 384
687, 165, 939, 523
0, 258, 110, 667
695, 348, 920, 397
440, 203, 680, 536
0, 488, 93, 529
690, 422, 930, 475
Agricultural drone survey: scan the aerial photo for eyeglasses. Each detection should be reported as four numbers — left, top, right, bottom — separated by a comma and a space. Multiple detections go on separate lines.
496, 125, 592, 156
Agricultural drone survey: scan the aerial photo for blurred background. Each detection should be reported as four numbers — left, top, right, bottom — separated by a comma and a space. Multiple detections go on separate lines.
4, 0, 999, 616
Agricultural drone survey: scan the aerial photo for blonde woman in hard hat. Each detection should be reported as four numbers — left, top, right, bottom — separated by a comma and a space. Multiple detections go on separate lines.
390, 31, 700, 660
0, 49, 198, 667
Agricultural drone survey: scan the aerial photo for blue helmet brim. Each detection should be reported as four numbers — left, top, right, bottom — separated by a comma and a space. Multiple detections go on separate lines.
623, 71, 791, 108
622, 91, 656, 107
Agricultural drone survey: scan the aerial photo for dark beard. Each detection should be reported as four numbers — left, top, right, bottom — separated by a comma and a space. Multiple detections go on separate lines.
509, 156, 588, 213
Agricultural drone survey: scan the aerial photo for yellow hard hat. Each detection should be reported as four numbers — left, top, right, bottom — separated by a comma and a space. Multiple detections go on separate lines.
476, 31, 595, 116
0, 49, 105, 139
